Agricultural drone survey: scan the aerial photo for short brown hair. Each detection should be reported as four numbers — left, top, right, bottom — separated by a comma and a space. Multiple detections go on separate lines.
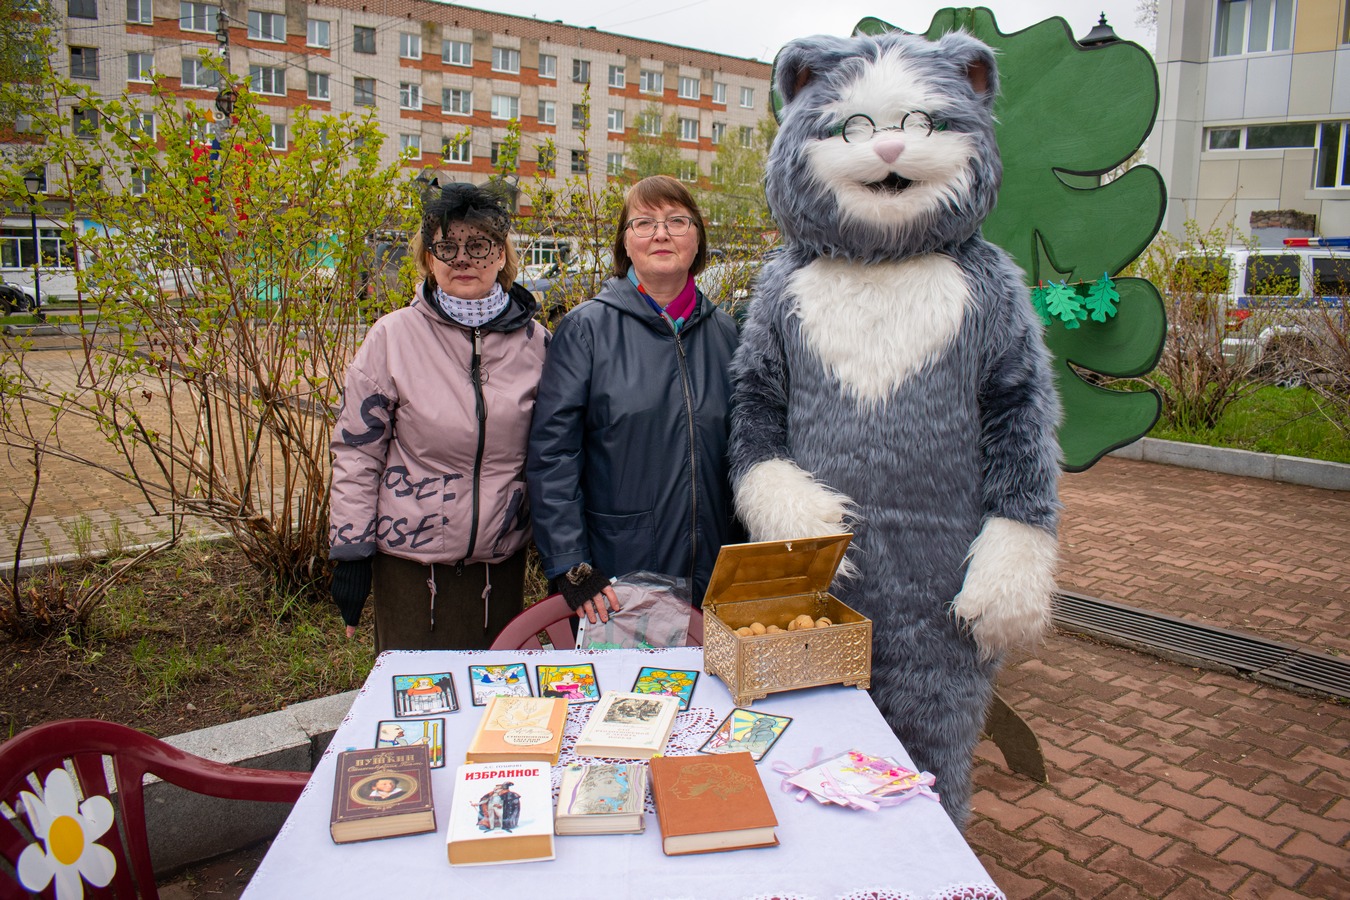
611, 175, 708, 279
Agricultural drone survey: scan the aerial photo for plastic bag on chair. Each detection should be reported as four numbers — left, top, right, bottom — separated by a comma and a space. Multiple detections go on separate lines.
576, 572, 694, 649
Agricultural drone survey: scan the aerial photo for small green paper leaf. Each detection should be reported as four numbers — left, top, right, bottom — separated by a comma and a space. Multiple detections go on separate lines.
1030, 285, 1052, 327
1044, 281, 1085, 328
1085, 273, 1120, 322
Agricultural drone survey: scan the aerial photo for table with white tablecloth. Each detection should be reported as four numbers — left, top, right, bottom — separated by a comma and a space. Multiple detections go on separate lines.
242, 648, 1004, 900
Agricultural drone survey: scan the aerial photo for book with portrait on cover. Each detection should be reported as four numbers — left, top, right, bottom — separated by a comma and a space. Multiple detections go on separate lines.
465, 695, 568, 764
447, 761, 555, 866
554, 762, 647, 835
329, 744, 436, 844
648, 751, 778, 855
573, 691, 680, 760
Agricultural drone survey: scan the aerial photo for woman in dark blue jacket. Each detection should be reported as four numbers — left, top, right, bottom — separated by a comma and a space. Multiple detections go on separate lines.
527, 176, 740, 622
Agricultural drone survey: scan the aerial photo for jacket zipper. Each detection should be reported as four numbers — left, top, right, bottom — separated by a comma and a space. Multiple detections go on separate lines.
672, 324, 698, 591
466, 327, 487, 560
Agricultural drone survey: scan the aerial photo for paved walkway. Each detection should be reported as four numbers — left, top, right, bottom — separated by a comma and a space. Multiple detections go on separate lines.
0, 354, 1345, 897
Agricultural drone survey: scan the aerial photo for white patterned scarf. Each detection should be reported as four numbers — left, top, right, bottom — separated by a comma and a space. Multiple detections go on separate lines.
432, 282, 509, 327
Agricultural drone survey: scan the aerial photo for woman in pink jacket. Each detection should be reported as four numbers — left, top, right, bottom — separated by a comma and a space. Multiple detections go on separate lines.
328, 183, 548, 651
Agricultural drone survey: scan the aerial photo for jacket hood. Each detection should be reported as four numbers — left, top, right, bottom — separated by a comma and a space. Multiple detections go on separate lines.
414, 279, 541, 333
592, 276, 715, 334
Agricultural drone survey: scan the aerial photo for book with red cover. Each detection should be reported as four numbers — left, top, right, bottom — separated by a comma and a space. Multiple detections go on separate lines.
648, 751, 778, 855
329, 744, 436, 844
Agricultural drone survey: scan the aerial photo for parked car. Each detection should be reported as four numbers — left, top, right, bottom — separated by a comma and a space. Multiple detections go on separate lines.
697, 258, 764, 323
0, 281, 41, 315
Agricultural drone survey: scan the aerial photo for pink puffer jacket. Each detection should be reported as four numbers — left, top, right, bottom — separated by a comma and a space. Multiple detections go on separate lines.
329, 281, 549, 566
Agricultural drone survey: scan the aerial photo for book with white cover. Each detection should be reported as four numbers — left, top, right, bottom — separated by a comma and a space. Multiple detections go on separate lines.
446, 762, 555, 866
572, 691, 680, 760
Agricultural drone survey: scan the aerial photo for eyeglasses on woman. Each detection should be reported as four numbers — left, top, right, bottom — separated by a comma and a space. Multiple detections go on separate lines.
430, 238, 499, 262
626, 215, 695, 238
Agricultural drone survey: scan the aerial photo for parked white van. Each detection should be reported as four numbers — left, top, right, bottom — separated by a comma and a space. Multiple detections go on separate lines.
1174, 243, 1349, 375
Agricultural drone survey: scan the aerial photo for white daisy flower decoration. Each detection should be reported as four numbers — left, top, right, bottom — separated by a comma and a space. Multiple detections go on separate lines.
17, 767, 118, 900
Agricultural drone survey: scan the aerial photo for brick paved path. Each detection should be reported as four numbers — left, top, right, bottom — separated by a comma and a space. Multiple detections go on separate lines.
2, 349, 1346, 896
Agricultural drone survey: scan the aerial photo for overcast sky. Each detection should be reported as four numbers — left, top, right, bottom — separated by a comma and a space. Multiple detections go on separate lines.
453, 0, 1154, 62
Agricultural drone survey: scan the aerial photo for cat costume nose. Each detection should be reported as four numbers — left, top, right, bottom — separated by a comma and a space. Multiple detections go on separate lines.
873, 138, 905, 164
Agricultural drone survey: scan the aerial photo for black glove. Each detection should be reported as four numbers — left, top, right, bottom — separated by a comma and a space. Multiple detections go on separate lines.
330, 558, 373, 627
552, 563, 611, 611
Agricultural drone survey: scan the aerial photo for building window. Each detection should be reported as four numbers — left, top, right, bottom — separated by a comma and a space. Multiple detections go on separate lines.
710, 121, 725, 145
740, 86, 755, 108
443, 134, 472, 163
491, 94, 519, 120
1214, 0, 1294, 56
491, 141, 511, 166
306, 19, 329, 48
538, 53, 556, 78
70, 46, 99, 80
607, 108, 623, 132
400, 82, 422, 110
537, 99, 555, 125
399, 32, 421, 59
492, 47, 520, 74
250, 65, 286, 96
73, 107, 99, 138
639, 69, 663, 93
444, 88, 472, 115
679, 117, 698, 142
247, 11, 285, 42
353, 25, 375, 54
738, 125, 753, 145
443, 39, 471, 66
179, 2, 218, 33
1247, 122, 1317, 149
638, 112, 662, 136
400, 133, 421, 158
572, 59, 590, 83
1316, 122, 1350, 188
1206, 127, 1240, 149
68, 0, 96, 18
677, 160, 697, 182
129, 111, 154, 139
572, 103, 588, 130
353, 77, 375, 107
606, 151, 624, 176
538, 144, 555, 172
181, 57, 218, 89
269, 123, 287, 150
127, 0, 153, 25
130, 166, 152, 196
307, 71, 329, 100
571, 149, 588, 174
712, 81, 726, 104
608, 64, 625, 88
127, 51, 154, 83
678, 76, 699, 99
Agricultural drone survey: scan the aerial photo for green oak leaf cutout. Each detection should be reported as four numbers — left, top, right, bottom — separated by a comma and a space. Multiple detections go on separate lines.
853, 8, 1167, 471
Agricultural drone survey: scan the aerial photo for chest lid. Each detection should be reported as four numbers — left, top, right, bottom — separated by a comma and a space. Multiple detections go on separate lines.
704, 534, 852, 612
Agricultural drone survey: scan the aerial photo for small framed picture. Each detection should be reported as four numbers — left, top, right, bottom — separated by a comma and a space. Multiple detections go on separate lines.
373, 718, 446, 768
535, 663, 600, 704
699, 708, 791, 762
467, 662, 532, 706
391, 673, 458, 718
630, 666, 699, 711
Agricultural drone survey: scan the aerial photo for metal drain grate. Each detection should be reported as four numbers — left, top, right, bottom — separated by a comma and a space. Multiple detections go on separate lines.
1053, 591, 1350, 700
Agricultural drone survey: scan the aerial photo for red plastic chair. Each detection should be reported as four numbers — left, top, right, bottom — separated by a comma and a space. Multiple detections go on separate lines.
0, 718, 310, 899
490, 593, 704, 650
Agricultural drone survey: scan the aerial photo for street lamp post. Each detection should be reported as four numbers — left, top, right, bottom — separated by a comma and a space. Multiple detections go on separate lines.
21, 171, 43, 312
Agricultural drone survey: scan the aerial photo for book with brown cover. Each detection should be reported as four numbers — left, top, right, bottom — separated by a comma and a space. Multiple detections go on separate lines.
648, 751, 778, 855
329, 744, 436, 844
446, 761, 555, 865
465, 695, 568, 764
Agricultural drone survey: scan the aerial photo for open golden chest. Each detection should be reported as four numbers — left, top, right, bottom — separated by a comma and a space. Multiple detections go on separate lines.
702, 534, 872, 707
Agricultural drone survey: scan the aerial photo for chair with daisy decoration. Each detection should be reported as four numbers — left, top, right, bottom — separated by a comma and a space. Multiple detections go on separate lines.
0, 718, 310, 899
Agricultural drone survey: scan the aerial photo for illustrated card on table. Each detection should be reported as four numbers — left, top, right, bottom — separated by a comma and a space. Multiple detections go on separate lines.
699, 708, 791, 762
467, 663, 532, 706
630, 666, 699, 711
785, 749, 936, 806
535, 663, 600, 704
391, 672, 459, 717
373, 718, 446, 768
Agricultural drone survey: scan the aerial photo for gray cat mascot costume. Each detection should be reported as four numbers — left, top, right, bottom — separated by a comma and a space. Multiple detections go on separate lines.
730, 29, 1062, 829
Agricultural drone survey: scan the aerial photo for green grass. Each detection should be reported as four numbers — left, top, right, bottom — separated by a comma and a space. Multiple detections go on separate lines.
1148, 384, 1350, 464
